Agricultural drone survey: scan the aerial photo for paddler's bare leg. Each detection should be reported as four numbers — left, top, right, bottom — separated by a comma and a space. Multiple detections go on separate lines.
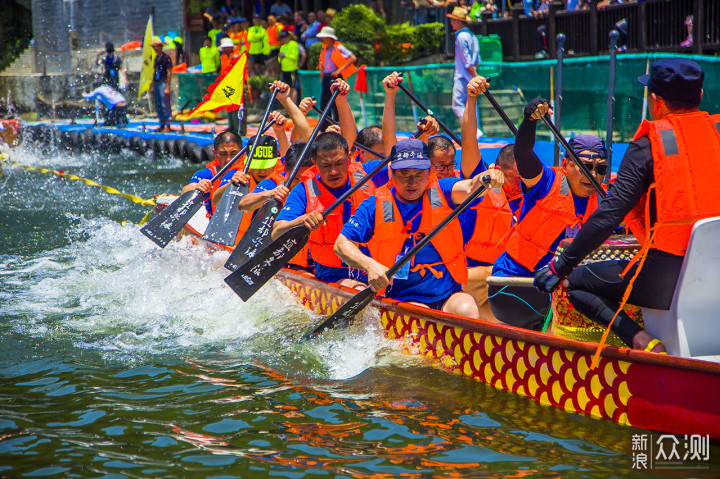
338, 278, 366, 291
463, 265, 500, 323
442, 291, 480, 319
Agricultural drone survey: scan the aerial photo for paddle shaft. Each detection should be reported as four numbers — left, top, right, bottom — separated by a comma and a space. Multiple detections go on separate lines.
540, 116, 607, 199
486, 276, 535, 287
311, 104, 385, 160
482, 90, 518, 136
396, 75, 461, 145
241, 88, 279, 177
318, 125, 426, 221
606, 30, 619, 182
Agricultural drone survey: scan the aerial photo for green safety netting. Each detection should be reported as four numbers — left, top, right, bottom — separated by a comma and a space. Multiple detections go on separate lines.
299, 53, 720, 143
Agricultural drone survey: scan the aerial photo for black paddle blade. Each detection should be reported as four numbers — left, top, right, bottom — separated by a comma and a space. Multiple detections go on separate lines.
140, 190, 204, 248
224, 199, 281, 271
224, 225, 311, 301
304, 287, 377, 339
202, 182, 249, 245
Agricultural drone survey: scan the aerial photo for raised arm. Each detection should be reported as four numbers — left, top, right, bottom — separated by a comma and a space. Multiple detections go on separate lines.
269, 110, 290, 156
273, 80, 311, 142
333, 78, 357, 147
450, 168, 503, 206
381, 72, 401, 153
514, 98, 552, 189
460, 76, 488, 179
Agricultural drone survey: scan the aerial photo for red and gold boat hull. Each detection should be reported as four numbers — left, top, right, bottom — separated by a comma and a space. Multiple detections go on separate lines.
172, 200, 720, 439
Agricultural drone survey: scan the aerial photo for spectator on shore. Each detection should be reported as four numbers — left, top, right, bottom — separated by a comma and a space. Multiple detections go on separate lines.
204, 3, 222, 31
248, 15, 270, 76
199, 37, 220, 73
254, 0, 271, 18
317, 10, 329, 28
208, 19, 223, 46
271, 0, 292, 18
302, 12, 321, 48
317, 27, 357, 128
97, 42, 122, 89
279, 31, 300, 102
295, 11, 308, 37
151, 37, 173, 133
447, 7, 480, 126
266, 15, 284, 77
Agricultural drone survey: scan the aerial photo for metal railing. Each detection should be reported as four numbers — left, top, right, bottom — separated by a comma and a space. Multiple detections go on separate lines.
469, 0, 718, 61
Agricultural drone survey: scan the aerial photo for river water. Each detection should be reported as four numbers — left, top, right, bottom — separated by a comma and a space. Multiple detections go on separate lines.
1, 141, 718, 477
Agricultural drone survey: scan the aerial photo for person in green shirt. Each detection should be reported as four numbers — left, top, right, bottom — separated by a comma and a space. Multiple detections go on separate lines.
208, 19, 223, 46
199, 37, 220, 74
248, 15, 270, 76
278, 31, 299, 102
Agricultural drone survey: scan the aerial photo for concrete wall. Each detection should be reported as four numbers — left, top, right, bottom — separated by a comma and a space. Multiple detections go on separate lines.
32, 0, 184, 74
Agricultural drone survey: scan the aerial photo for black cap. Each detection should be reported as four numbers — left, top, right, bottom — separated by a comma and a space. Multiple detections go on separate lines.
279, 31, 290, 39
105, 42, 114, 53
638, 58, 704, 104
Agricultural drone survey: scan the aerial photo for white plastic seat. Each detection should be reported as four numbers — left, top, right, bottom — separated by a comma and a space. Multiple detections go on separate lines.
643, 217, 720, 358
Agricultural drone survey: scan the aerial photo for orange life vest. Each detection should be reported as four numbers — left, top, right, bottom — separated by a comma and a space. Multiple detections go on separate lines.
220, 50, 241, 75
624, 112, 720, 256
303, 162, 374, 267
367, 175, 468, 285
267, 24, 283, 50
204, 159, 235, 214
465, 188, 522, 265
505, 167, 603, 271
317, 41, 357, 80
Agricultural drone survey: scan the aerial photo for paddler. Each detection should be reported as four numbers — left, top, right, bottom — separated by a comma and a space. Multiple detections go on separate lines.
180, 131, 244, 216
535, 58, 720, 353
488, 97, 608, 331
334, 138, 504, 318
271, 81, 381, 287
458, 76, 523, 319
237, 142, 315, 270
213, 130, 286, 244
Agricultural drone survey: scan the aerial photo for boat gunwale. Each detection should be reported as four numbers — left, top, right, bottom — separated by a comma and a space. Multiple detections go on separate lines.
178, 221, 720, 376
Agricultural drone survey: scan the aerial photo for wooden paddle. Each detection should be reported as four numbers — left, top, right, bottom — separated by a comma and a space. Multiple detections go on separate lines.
203, 87, 280, 245
304, 174, 492, 339
222, 87, 341, 275
224, 121, 429, 301
140, 137, 264, 248
224, 103, 389, 272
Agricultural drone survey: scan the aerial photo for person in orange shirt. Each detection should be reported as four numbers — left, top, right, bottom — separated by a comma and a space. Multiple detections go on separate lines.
265, 15, 284, 77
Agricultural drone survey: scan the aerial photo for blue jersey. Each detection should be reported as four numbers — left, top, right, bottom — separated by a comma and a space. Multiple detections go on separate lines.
341, 178, 462, 304
492, 166, 589, 277
189, 167, 216, 215
277, 175, 361, 283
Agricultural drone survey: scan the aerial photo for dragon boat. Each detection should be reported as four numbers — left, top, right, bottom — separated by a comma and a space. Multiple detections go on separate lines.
155, 195, 720, 439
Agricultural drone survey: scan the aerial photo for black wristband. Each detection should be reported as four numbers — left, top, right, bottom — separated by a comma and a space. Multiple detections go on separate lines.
524, 97, 550, 121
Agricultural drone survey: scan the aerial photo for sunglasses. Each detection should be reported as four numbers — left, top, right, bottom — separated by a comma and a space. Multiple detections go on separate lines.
579, 161, 608, 176
432, 163, 455, 172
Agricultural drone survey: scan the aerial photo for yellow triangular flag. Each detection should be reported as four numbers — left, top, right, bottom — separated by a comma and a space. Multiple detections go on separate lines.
187, 54, 247, 118
137, 16, 154, 101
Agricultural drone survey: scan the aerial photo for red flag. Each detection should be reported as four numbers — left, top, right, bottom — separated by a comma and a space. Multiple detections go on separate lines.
354, 64, 368, 94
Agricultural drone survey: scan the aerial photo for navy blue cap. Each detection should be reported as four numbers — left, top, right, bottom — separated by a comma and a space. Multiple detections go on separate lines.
566, 135, 607, 159
390, 139, 431, 170
638, 58, 704, 104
